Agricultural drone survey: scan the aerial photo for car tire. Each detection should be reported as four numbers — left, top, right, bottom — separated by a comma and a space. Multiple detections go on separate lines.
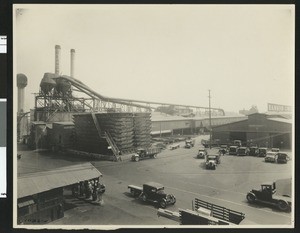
141, 194, 147, 202
246, 193, 256, 203
160, 200, 167, 208
277, 200, 289, 211
134, 156, 139, 162
153, 154, 157, 159
130, 189, 136, 197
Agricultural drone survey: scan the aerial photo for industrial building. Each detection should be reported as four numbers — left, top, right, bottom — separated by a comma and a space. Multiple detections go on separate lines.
211, 113, 292, 149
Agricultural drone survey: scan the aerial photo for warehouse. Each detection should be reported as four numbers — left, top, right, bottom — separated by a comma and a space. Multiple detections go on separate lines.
212, 113, 292, 149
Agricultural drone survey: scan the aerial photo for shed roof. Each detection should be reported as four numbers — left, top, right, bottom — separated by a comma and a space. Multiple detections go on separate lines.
18, 163, 102, 199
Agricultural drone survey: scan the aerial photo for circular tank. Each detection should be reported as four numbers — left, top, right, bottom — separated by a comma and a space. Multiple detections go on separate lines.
40, 72, 56, 94
56, 77, 71, 94
17, 73, 28, 88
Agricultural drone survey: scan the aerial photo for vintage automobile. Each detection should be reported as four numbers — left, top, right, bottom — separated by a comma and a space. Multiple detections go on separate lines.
258, 147, 268, 157
219, 145, 228, 155
276, 153, 288, 164
185, 139, 195, 148
131, 147, 161, 162
197, 148, 207, 158
249, 146, 259, 156
128, 182, 176, 208
265, 152, 277, 163
271, 148, 280, 152
237, 147, 249, 156
228, 146, 239, 155
246, 182, 291, 212
205, 154, 220, 169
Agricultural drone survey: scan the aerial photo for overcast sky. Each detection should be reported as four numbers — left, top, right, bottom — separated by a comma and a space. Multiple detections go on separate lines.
14, 4, 294, 113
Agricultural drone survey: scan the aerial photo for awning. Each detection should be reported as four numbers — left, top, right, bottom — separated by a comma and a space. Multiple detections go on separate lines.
18, 163, 102, 199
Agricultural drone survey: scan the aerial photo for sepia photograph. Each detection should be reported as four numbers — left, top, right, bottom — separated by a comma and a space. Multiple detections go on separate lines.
13, 4, 294, 229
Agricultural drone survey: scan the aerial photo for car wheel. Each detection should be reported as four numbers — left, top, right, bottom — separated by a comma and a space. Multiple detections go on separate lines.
153, 154, 157, 159
277, 200, 289, 211
134, 156, 139, 162
141, 194, 147, 202
130, 189, 136, 197
160, 200, 167, 208
246, 193, 256, 203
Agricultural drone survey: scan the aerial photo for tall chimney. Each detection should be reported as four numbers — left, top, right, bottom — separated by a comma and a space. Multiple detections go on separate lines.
55, 45, 61, 76
70, 49, 75, 77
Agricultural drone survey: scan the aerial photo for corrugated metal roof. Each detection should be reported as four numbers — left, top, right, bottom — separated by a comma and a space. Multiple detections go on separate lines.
267, 118, 292, 124
18, 163, 102, 199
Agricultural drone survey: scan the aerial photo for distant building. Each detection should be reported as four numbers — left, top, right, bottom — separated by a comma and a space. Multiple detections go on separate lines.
239, 105, 259, 116
212, 113, 292, 149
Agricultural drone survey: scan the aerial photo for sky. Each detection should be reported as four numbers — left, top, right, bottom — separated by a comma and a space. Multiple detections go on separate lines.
14, 4, 295, 113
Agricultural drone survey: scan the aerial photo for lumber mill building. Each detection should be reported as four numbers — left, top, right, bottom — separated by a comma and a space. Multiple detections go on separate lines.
211, 112, 292, 149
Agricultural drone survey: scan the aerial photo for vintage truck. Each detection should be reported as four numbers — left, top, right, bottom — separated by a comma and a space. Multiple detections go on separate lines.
131, 147, 161, 162
128, 182, 176, 208
246, 181, 291, 212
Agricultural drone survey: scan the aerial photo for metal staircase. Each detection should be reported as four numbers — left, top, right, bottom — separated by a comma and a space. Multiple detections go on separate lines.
91, 113, 120, 161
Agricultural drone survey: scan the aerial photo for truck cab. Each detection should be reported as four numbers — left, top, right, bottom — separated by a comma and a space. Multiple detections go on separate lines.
142, 182, 176, 208
246, 182, 291, 212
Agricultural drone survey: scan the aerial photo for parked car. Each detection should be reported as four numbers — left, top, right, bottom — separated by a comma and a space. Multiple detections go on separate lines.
219, 145, 228, 155
276, 153, 289, 164
237, 147, 249, 156
229, 146, 239, 155
258, 147, 267, 157
249, 146, 258, 156
271, 148, 280, 152
265, 152, 277, 162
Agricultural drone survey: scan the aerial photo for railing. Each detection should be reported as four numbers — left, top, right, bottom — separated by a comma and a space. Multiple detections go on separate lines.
194, 198, 245, 225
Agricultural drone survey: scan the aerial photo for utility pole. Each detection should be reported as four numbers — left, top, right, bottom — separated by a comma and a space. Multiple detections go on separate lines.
208, 90, 212, 149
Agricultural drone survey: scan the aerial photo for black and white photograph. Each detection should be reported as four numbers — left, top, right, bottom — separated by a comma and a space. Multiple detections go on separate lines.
13, 4, 294, 229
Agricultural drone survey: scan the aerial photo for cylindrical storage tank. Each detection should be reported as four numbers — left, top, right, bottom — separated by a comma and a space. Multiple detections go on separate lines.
40, 72, 56, 94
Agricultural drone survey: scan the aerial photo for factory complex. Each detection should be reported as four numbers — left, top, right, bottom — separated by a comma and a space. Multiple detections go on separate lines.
16, 45, 293, 226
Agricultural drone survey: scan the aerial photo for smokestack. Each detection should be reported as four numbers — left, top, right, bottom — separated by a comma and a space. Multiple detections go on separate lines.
55, 45, 61, 76
17, 73, 28, 112
70, 49, 75, 77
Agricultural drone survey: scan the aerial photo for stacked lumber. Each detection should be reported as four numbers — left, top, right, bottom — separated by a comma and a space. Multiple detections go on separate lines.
133, 113, 152, 148
73, 112, 152, 155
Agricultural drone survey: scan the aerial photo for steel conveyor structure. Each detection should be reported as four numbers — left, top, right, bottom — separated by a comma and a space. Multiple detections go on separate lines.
35, 74, 225, 115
